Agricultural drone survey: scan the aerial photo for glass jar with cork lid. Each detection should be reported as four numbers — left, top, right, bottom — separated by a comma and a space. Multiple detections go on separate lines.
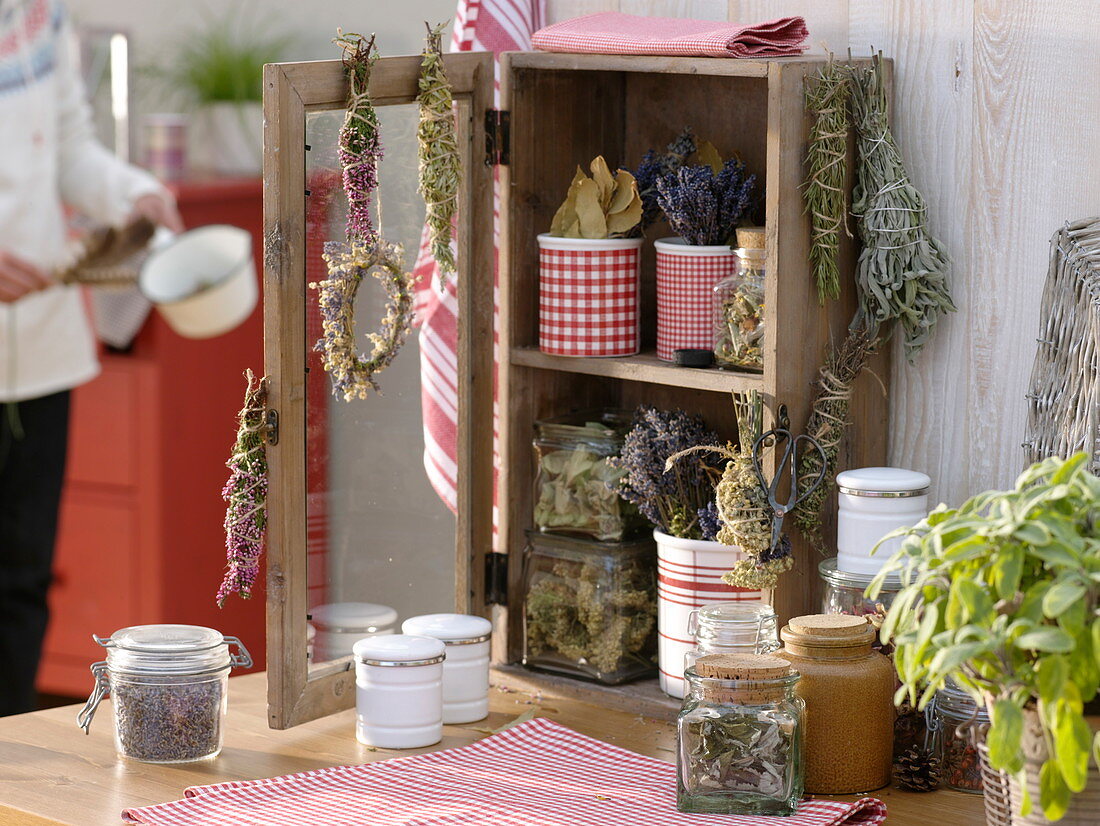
677, 653, 804, 816
776, 614, 894, 794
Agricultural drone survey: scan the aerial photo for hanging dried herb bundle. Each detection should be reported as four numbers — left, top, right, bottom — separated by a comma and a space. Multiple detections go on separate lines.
416, 22, 460, 284
313, 241, 414, 401
217, 370, 268, 606
56, 216, 156, 286
334, 31, 382, 244
850, 54, 955, 361
802, 60, 850, 303
792, 326, 878, 550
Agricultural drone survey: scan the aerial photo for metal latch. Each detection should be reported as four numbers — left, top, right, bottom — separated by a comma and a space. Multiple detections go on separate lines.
484, 552, 508, 605
264, 409, 279, 446
485, 109, 510, 166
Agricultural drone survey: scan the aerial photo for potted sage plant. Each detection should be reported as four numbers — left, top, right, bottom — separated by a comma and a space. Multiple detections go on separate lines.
873, 453, 1100, 824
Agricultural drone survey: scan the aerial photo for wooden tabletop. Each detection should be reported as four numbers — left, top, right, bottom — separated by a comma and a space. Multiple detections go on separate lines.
0, 672, 986, 825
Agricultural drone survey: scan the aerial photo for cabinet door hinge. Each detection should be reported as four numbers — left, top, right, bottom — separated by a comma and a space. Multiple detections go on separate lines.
485, 109, 510, 166
264, 408, 279, 446
484, 552, 508, 605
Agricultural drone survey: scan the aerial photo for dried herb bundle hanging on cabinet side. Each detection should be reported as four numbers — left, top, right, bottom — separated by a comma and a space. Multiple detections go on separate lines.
803, 61, 850, 303
850, 54, 955, 361
416, 22, 460, 284
334, 31, 382, 244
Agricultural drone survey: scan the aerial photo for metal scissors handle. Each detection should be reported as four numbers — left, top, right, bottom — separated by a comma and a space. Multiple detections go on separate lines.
750, 408, 827, 553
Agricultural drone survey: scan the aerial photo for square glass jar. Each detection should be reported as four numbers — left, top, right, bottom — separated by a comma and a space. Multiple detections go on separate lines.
522, 530, 657, 684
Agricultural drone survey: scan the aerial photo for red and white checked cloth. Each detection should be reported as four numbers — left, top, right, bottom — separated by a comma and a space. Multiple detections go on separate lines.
122, 717, 887, 826
414, 0, 544, 515
531, 12, 808, 59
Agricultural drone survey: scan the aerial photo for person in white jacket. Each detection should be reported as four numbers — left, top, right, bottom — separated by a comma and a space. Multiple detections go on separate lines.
0, 0, 183, 715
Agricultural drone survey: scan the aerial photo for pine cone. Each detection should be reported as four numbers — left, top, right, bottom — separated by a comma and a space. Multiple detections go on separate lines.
893, 745, 941, 792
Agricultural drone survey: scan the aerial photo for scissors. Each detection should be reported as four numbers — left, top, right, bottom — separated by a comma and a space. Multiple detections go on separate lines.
751, 405, 827, 555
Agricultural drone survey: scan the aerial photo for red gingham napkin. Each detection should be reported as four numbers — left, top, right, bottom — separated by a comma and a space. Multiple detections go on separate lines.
121, 718, 886, 826
531, 12, 808, 59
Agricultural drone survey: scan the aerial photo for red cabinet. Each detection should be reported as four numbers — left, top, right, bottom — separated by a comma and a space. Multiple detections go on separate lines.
39, 178, 267, 696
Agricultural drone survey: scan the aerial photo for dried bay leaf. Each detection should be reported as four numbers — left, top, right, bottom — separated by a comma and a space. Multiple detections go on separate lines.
607, 170, 638, 215
696, 140, 723, 175
575, 178, 607, 239
550, 167, 585, 237
590, 156, 615, 208
548, 156, 642, 239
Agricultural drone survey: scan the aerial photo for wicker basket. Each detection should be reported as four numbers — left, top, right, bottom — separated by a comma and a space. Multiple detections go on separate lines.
978, 735, 1100, 824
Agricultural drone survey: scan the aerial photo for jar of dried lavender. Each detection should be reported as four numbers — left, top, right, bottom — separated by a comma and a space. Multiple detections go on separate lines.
77, 625, 252, 763
677, 654, 804, 816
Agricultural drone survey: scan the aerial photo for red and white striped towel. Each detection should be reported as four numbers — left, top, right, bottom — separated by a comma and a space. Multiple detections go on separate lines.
122, 717, 886, 826
531, 12, 808, 58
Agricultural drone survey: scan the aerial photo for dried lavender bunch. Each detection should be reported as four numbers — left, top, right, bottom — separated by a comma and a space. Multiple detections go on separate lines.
803, 60, 850, 303
217, 370, 268, 606
416, 22, 460, 285
312, 241, 414, 401
792, 325, 878, 549
656, 160, 757, 246
850, 54, 955, 360
612, 405, 723, 540
334, 31, 382, 244
630, 127, 697, 234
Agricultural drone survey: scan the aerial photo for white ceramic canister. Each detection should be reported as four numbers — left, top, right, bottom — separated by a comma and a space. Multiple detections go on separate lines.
401, 613, 492, 724
836, 467, 931, 576
353, 634, 446, 749
310, 602, 397, 662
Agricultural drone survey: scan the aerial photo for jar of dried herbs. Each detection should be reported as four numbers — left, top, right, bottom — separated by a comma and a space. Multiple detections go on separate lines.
677, 654, 804, 815
523, 530, 656, 684
77, 625, 252, 763
684, 601, 780, 676
933, 679, 988, 793
533, 410, 641, 541
713, 246, 766, 372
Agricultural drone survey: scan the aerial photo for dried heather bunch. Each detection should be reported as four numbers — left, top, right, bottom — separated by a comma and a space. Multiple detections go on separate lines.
656, 159, 757, 246
630, 127, 697, 234
312, 241, 414, 401
416, 22, 460, 285
334, 31, 382, 244
217, 370, 268, 606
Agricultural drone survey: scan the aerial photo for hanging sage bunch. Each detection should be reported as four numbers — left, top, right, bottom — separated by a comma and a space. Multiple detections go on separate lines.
334, 31, 382, 244
850, 54, 955, 361
417, 22, 460, 285
792, 325, 878, 550
802, 60, 850, 303
217, 370, 268, 606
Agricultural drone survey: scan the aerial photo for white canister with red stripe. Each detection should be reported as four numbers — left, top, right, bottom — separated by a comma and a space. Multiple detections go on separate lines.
654, 529, 768, 699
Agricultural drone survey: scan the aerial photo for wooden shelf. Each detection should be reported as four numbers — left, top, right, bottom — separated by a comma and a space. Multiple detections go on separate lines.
511, 347, 764, 393
492, 664, 679, 721
505, 51, 821, 78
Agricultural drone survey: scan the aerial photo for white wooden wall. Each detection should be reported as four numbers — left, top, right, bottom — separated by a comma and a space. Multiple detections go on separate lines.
548, 0, 1100, 507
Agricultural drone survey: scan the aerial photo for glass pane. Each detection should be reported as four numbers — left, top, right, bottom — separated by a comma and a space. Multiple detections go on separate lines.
303, 104, 456, 666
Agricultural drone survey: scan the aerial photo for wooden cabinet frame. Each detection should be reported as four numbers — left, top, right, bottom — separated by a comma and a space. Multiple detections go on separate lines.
262, 54, 495, 729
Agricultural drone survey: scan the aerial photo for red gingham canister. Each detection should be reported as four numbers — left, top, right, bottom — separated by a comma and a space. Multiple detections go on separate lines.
654, 238, 738, 361
537, 234, 643, 358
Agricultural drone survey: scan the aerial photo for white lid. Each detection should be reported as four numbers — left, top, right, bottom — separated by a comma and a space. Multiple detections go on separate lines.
836, 467, 931, 493
402, 613, 492, 644
353, 634, 446, 665
309, 602, 398, 633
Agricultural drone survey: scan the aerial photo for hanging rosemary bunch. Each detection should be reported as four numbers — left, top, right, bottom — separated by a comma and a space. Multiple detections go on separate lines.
803, 60, 850, 303
334, 30, 382, 244
850, 54, 955, 361
417, 21, 460, 285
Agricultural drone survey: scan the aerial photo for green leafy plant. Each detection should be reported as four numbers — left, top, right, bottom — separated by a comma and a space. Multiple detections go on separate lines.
874, 454, 1100, 821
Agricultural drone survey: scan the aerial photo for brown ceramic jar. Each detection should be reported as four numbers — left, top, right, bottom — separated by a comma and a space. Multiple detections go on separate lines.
776, 614, 895, 794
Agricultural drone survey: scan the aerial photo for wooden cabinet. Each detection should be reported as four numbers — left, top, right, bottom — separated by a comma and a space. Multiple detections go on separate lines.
38, 178, 267, 697
262, 53, 889, 726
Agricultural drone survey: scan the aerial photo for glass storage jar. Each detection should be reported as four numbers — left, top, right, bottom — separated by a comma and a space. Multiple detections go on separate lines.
819, 557, 903, 618
533, 409, 641, 542
677, 654, 804, 815
684, 602, 780, 676
523, 530, 656, 684
712, 246, 766, 372
78, 625, 252, 763
934, 679, 988, 793
777, 614, 895, 794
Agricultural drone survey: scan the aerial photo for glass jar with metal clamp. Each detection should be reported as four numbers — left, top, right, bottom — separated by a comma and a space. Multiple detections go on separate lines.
77, 624, 252, 763
684, 602, 781, 676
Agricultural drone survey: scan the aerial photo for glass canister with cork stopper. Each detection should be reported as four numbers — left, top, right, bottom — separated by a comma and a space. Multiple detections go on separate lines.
933, 679, 988, 793
684, 602, 780, 676
677, 653, 804, 816
77, 624, 252, 763
776, 614, 895, 794
713, 226, 766, 372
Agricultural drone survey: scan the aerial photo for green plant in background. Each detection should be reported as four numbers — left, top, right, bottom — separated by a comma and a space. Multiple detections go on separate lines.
874, 454, 1100, 821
